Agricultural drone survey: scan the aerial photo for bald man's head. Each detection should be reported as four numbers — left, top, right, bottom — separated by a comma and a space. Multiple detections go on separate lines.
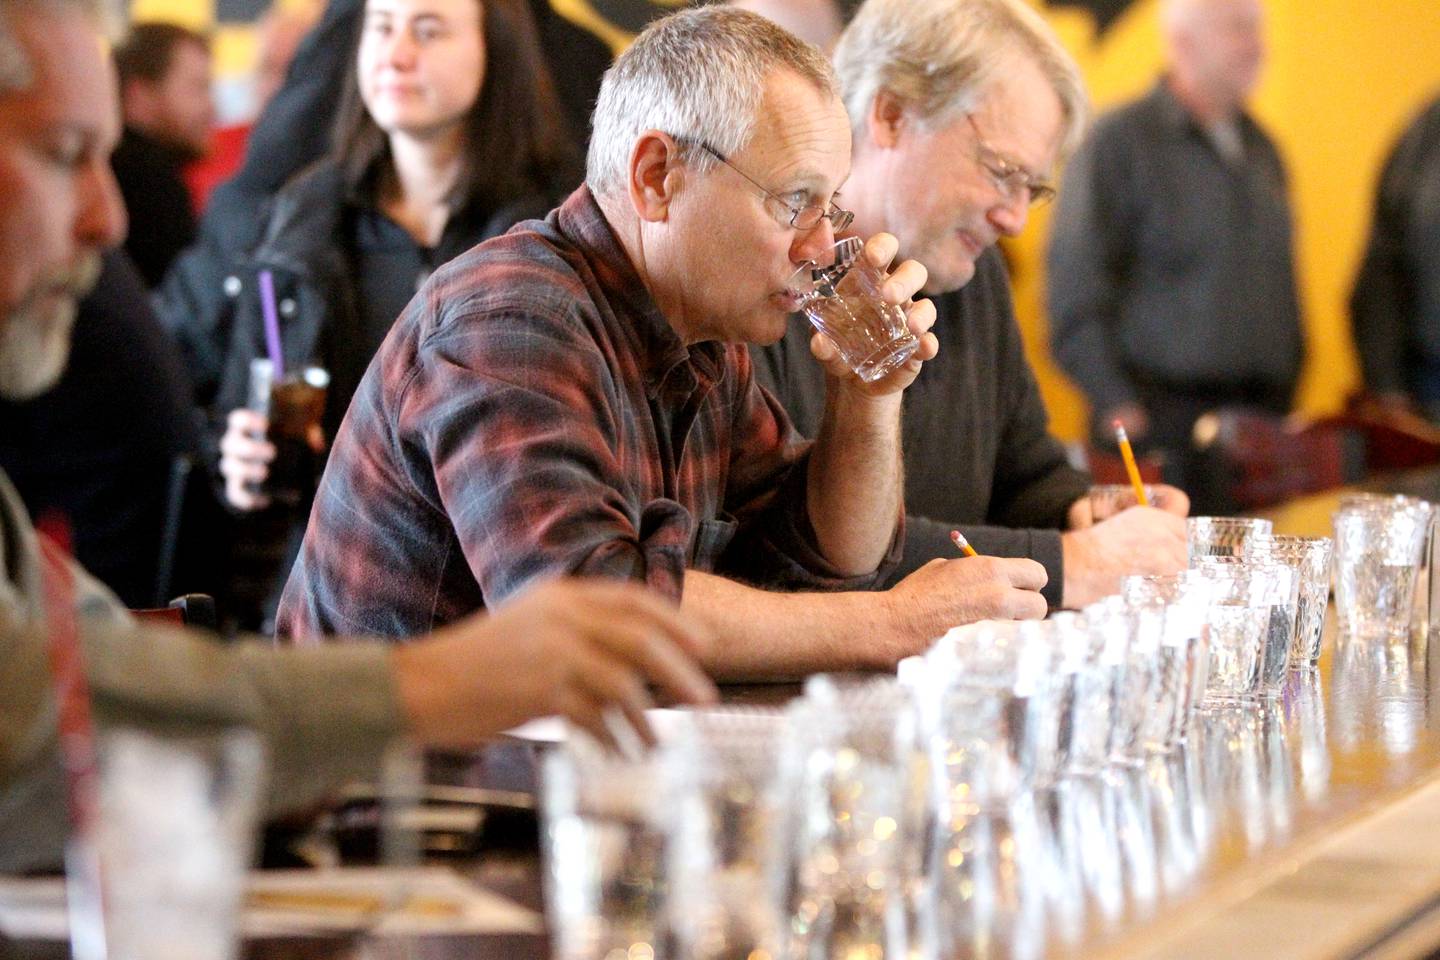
1162, 0, 1265, 114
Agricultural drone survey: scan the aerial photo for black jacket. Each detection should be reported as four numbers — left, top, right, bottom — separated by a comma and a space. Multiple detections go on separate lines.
1352, 92, 1440, 400
161, 161, 551, 423
156, 159, 551, 628
111, 127, 197, 288
0, 250, 201, 606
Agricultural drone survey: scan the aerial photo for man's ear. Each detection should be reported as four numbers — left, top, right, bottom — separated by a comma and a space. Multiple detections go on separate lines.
626, 131, 685, 223
866, 88, 907, 150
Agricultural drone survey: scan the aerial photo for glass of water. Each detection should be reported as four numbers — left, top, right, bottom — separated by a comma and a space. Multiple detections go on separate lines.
670, 709, 789, 960
1123, 571, 1212, 749
786, 237, 920, 383
542, 724, 696, 960
1332, 499, 1433, 640
96, 727, 265, 960
1244, 534, 1333, 666
1195, 559, 1298, 702
783, 676, 935, 960
1088, 484, 1170, 522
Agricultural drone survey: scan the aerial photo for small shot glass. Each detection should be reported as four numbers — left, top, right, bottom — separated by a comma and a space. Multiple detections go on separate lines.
1088, 484, 1169, 522
787, 237, 919, 383
1187, 516, 1273, 564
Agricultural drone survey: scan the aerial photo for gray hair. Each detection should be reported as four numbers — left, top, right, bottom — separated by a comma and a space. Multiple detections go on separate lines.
586, 5, 838, 198
0, 0, 121, 94
833, 0, 1089, 160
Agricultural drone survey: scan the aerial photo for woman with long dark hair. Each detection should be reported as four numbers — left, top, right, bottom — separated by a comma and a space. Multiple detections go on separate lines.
188, 0, 574, 629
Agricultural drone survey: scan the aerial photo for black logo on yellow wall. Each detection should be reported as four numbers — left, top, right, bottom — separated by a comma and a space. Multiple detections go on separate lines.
1045, 0, 1139, 33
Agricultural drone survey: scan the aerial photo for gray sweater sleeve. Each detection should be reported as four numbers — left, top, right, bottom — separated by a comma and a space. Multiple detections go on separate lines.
0, 619, 403, 873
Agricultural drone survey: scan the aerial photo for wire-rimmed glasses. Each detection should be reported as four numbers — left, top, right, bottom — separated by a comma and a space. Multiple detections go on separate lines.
964, 113, 1057, 207
681, 137, 855, 232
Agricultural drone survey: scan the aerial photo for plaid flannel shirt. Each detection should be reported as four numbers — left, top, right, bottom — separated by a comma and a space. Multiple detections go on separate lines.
277, 187, 901, 642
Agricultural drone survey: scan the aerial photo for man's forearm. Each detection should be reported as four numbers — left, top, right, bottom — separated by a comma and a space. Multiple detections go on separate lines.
805, 386, 904, 574
681, 570, 914, 680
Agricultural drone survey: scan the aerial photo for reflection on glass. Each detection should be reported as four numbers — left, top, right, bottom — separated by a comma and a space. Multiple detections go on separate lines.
1282, 668, 1331, 805
783, 677, 933, 960
671, 710, 788, 960
543, 728, 694, 960
1332, 633, 1426, 757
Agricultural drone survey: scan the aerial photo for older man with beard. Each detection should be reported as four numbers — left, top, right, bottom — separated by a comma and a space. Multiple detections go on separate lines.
0, 0, 715, 874
752, 0, 1190, 611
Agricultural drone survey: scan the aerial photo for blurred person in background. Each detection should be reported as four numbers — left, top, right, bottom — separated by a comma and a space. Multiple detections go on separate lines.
159, 0, 575, 631
111, 22, 215, 286
158, 0, 606, 397
1046, 0, 1303, 513
1351, 91, 1440, 422
185, 0, 324, 212
0, 0, 715, 874
752, 0, 1189, 611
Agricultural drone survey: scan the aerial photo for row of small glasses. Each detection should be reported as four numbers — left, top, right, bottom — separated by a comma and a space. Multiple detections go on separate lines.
896, 577, 1210, 810
542, 679, 934, 960
896, 523, 1342, 814
540, 498, 1436, 960
1189, 493, 1435, 671
541, 662, 1310, 959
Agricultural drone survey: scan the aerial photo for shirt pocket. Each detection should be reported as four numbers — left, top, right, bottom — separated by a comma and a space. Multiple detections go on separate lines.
690, 514, 739, 571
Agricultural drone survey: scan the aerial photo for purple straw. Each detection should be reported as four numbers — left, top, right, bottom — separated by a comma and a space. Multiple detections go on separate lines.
258, 270, 285, 379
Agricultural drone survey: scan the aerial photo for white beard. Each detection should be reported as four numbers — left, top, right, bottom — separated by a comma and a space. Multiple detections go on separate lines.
0, 254, 101, 401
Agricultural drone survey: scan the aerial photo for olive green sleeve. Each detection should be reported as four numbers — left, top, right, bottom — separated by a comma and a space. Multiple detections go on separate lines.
0, 619, 406, 873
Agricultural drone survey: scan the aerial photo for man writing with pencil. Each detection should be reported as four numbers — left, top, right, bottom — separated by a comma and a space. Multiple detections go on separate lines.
752, 0, 1190, 609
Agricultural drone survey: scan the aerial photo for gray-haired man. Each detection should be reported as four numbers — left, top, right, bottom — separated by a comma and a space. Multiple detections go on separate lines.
753, 0, 1191, 610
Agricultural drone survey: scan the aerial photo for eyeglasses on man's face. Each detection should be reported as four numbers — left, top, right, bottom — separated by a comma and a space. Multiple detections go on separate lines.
680, 137, 855, 233
964, 113, 1057, 208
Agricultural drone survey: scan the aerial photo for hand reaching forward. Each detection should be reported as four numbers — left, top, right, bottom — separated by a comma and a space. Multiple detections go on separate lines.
390, 578, 718, 751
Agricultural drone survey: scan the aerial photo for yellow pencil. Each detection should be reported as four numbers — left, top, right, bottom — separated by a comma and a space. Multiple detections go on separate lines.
950, 529, 979, 558
1113, 420, 1150, 507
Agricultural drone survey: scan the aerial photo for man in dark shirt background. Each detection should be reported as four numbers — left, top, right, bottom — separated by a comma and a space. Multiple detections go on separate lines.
1352, 91, 1440, 421
110, 22, 214, 287
1046, 0, 1303, 512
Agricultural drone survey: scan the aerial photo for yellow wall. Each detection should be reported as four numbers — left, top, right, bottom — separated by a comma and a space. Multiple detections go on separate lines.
1017, 0, 1440, 441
